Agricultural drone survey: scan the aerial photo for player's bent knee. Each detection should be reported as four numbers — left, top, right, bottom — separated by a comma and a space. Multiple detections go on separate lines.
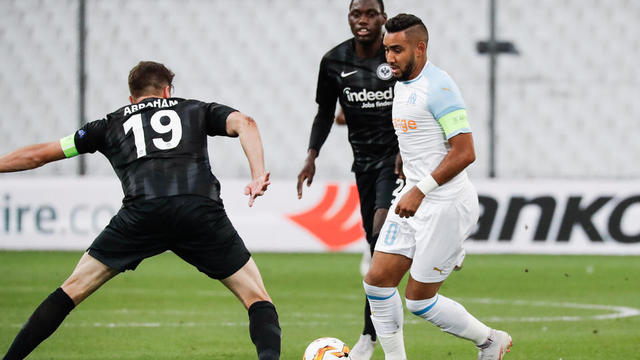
364, 267, 391, 286
363, 272, 380, 286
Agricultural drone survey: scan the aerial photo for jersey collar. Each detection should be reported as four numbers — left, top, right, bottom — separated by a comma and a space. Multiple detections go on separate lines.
401, 61, 429, 84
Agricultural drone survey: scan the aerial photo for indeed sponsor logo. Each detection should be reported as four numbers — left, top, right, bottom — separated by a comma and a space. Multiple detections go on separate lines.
343, 87, 393, 103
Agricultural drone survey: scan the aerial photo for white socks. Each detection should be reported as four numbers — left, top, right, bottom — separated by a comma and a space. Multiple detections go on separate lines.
377, 331, 406, 360
364, 280, 491, 358
405, 294, 490, 346
363, 282, 406, 360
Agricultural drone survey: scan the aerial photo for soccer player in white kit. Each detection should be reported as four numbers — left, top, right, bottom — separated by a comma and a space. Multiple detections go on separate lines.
361, 14, 512, 360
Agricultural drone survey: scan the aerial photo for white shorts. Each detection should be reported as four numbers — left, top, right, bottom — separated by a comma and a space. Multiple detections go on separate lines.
375, 185, 480, 283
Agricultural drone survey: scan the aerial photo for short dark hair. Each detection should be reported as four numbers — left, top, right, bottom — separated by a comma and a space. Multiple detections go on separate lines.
128, 61, 175, 98
385, 13, 427, 35
349, 0, 384, 13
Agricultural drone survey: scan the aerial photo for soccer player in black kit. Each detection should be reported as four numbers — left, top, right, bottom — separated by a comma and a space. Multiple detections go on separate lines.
0, 61, 281, 360
296, 1, 400, 359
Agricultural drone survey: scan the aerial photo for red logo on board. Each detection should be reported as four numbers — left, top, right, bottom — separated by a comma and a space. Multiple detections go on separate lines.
287, 184, 364, 250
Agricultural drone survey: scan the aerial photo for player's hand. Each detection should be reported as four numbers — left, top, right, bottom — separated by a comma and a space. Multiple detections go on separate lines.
335, 108, 346, 125
394, 153, 405, 180
395, 186, 425, 218
245, 172, 271, 207
296, 159, 316, 199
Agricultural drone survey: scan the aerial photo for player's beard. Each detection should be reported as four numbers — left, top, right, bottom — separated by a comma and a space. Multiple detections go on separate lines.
397, 55, 416, 82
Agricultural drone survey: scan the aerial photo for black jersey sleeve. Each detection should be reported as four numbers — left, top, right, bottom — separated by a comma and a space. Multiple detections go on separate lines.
205, 102, 237, 137
75, 119, 108, 154
309, 57, 338, 153
315, 57, 337, 108
308, 105, 335, 154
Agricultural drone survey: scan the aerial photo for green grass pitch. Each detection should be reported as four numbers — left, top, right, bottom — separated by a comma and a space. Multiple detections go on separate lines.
0, 251, 639, 359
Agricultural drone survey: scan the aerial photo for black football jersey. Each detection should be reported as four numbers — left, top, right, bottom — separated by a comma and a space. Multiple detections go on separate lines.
310, 38, 398, 173
72, 98, 235, 203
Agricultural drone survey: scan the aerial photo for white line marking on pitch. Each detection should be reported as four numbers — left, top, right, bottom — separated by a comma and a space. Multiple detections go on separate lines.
457, 297, 640, 323
3, 298, 638, 328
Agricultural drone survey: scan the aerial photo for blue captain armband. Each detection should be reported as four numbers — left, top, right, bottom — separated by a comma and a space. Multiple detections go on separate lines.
59, 134, 79, 158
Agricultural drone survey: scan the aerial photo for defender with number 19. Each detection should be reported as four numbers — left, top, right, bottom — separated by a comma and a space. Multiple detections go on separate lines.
0, 61, 281, 360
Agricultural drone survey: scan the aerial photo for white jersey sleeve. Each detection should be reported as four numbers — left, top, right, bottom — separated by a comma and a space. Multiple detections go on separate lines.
425, 69, 471, 140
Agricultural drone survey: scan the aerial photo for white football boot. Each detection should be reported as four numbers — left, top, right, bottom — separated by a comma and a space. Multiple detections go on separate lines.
349, 334, 376, 360
477, 329, 512, 360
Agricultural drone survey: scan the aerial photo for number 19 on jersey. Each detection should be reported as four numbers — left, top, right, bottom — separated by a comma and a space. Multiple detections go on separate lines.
123, 109, 183, 158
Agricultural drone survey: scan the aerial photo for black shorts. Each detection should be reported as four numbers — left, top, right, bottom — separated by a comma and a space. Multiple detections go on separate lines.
355, 164, 399, 248
88, 195, 251, 280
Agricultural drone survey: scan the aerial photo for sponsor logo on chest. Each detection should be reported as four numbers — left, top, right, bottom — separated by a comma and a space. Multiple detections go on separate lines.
392, 118, 418, 133
343, 86, 394, 109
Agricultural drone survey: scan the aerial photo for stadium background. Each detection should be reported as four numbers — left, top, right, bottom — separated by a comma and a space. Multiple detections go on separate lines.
1, 2, 640, 359
1, 0, 640, 254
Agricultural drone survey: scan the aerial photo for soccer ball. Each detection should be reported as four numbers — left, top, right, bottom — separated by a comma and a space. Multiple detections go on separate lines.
303, 337, 350, 359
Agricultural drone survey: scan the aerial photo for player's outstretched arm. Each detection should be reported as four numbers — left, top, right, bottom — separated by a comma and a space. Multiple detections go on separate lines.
226, 111, 270, 207
0, 141, 66, 173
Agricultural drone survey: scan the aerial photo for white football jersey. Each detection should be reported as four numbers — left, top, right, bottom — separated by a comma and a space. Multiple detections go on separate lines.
392, 61, 473, 198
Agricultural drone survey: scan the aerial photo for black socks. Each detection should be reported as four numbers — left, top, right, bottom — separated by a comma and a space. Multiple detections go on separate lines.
364, 235, 378, 341
4, 290, 280, 360
3, 288, 75, 360
248, 301, 281, 360
363, 298, 377, 341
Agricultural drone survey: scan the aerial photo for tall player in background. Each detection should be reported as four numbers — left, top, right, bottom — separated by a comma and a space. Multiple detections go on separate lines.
296, 1, 399, 359
362, 14, 513, 360
0, 61, 281, 360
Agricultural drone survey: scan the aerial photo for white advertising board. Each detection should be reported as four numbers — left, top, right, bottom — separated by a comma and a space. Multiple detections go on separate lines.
0, 178, 638, 254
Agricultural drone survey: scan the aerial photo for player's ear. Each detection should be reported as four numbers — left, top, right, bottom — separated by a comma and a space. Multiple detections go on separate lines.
162, 85, 171, 99
416, 40, 427, 56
